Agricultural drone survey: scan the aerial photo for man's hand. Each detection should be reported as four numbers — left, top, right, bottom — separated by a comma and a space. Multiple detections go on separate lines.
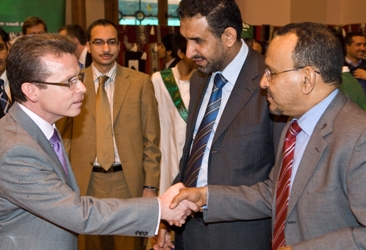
170, 186, 208, 209
151, 223, 174, 250
353, 68, 366, 80
158, 182, 199, 226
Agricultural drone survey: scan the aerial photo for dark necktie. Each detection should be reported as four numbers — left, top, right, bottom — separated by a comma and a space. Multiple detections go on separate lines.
184, 73, 227, 187
272, 120, 302, 250
0, 79, 10, 114
96, 75, 114, 170
49, 128, 68, 175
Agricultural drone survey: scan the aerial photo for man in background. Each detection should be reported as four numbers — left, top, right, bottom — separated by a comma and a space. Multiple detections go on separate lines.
0, 27, 11, 118
344, 31, 366, 93
56, 19, 161, 250
58, 24, 92, 69
22, 16, 47, 35
158, 33, 181, 70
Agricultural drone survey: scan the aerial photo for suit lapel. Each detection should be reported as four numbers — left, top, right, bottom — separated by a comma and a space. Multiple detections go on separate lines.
287, 92, 347, 215
83, 67, 96, 119
113, 65, 130, 123
212, 49, 263, 144
10, 103, 73, 187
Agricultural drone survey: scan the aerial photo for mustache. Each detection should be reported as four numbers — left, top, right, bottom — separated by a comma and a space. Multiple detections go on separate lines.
191, 55, 206, 61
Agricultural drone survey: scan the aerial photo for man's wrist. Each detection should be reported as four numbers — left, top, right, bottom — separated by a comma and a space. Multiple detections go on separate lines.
143, 185, 159, 191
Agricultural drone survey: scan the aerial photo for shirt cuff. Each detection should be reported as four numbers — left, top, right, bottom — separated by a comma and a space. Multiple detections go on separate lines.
155, 197, 162, 235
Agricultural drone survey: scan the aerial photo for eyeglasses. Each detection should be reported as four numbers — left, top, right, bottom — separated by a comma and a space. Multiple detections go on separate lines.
30, 72, 85, 90
264, 66, 320, 82
88, 39, 120, 46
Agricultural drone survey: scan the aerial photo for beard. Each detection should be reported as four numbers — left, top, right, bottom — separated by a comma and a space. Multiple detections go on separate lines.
193, 41, 226, 74
267, 89, 283, 116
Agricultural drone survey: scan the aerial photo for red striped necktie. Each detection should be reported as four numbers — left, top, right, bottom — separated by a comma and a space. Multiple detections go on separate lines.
272, 120, 302, 249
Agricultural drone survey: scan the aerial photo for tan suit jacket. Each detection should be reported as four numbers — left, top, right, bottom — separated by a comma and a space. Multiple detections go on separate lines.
57, 64, 161, 197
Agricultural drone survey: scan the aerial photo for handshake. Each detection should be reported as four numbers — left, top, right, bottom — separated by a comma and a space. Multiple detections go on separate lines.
156, 182, 208, 249
157, 182, 207, 226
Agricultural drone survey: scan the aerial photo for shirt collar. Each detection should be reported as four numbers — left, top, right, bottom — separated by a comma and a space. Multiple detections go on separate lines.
18, 103, 55, 140
296, 89, 338, 137
218, 40, 248, 86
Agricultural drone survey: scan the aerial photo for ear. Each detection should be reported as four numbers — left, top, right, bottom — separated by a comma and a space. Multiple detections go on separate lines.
222, 27, 237, 48
177, 49, 184, 59
86, 42, 91, 53
21, 82, 39, 102
166, 50, 172, 56
302, 67, 317, 95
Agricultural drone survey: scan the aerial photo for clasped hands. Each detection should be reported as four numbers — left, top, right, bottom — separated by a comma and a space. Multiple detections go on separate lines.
158, 182, 207, 226
156, 183, 207, 249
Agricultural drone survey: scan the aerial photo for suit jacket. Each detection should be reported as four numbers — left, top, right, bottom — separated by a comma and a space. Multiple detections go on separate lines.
206, 92, 366, 250
0, 103, 159, 250
174, 48, 286, 249
57, 64, 160, 197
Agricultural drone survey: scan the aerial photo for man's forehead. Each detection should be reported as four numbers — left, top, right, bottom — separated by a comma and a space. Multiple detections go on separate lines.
352, 36, 366, 43
266, 34, 297, 64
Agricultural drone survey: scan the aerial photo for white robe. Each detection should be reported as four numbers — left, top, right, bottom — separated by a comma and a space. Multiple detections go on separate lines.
151, 67, 194, 193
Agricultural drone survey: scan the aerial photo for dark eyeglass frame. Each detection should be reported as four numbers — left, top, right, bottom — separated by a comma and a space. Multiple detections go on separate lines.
88, 39, 120, 46
264, 66, 320, 82
29, 72, 85, 90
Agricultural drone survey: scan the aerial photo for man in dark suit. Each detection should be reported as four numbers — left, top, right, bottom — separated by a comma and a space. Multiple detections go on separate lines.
58, 24, 92, 69
0, 33, 195, 250
173, 22, 366, 250
155, 0, 285, 249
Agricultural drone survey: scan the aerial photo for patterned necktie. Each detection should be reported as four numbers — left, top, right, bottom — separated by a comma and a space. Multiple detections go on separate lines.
272, 120, 302, 250
49, 128, 68, 175
184, 73, 227, 187
96, 75, 114, 170
0, 79, 10, 114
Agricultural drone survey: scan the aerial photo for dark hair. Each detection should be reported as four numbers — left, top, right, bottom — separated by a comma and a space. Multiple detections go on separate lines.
58, 24, 87, 45
86, 19, 118, 41
344, 31, 366, 46
177, 0, 242, 41
173, 32, 188, 55
7, 34, 76, 102
276, 22, 343, 86
22, 16, 47, 34
162, 33, 175, 57
0, 27, 10, 49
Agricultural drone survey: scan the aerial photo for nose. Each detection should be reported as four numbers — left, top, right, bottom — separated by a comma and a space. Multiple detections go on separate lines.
185, 40, 195, 59
259, 74, 269, 89
76, 81, 87, 94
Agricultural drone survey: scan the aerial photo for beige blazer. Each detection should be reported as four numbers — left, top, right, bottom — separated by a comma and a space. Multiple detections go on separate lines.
57, 64, 161, 197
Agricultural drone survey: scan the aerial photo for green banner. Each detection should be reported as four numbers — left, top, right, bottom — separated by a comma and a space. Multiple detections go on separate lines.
0, 0, 65, 34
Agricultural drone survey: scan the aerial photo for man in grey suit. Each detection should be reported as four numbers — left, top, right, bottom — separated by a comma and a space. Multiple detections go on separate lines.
172, 22, 366, 249
0, 33, 196, 250
155, 0, 286, 249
